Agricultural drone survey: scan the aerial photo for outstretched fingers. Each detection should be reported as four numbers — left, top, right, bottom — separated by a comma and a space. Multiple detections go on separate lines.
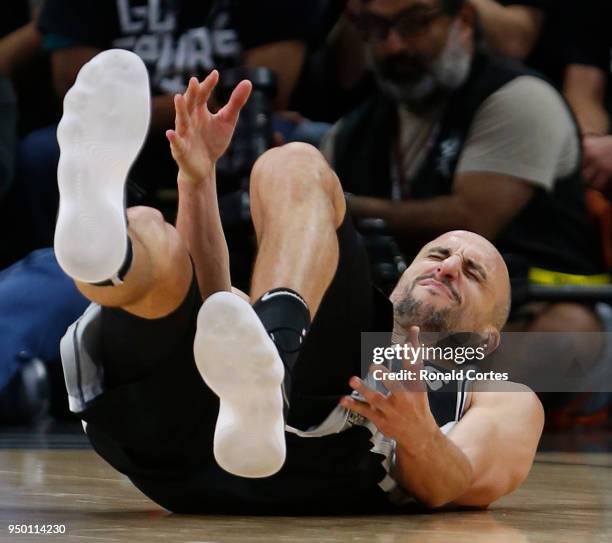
174, 93, 190, 136
216, 79, 252, 126
165, 129, 184, 158
184, 77, 199, 114
196, 70, 219, 110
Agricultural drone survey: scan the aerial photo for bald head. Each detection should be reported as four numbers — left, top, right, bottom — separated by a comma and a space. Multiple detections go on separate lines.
391, 230, 511, 337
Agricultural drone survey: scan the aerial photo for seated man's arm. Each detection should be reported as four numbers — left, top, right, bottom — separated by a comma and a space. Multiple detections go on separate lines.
564, 65, 612, 192
244, 41, 306, 111
469, 0, 544, 59
562, 0, 610, 136
168, 73, 252, 299
0, 20, 43, 77
50, 46, 99, 98
350, 172, 534, 244
349, 77, 574, 245
448, 382, 544, 506
564, 64, 610, 136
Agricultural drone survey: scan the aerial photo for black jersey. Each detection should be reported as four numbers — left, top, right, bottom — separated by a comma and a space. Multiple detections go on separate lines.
61, 214, 473, 515
116, 368, 472, 515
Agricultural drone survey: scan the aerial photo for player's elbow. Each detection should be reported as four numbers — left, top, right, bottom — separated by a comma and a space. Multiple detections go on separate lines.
419, 494, 457, 510
419, 461, 475, 509
494, 390, 545, 498
51, 47, 99, 98
453, 460, 532, 507
510, 389, 544, 483
452, 473, 509, 508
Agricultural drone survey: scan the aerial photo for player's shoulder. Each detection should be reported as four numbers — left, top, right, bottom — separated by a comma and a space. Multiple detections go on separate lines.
470, 381, 541, 409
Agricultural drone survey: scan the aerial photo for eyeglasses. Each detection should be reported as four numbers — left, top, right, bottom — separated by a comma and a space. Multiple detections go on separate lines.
353, 8, 446, 41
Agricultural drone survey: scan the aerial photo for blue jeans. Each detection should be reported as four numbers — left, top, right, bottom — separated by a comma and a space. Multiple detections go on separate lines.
0, 248, 88, 392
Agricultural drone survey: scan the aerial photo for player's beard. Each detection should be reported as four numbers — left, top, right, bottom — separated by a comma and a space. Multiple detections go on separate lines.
394, 295, 454, 333
393, 275, 461, 333
369, 20, 472, 114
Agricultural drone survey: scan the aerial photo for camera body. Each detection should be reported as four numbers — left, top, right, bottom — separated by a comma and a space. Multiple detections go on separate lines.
216, 67, 277, 290
217, 66, 277, 195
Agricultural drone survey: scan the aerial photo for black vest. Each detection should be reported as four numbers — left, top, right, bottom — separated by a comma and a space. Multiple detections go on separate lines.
333, 53, 604, 275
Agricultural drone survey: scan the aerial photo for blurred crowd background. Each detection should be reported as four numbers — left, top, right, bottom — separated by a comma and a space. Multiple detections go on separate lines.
1, 0, 612, 433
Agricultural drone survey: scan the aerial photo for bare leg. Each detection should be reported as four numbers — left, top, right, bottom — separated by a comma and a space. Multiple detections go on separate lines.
52, 50, 194, 319
193, 144, 346, 478
249, 142, 346, 315
75, 206, 193, 320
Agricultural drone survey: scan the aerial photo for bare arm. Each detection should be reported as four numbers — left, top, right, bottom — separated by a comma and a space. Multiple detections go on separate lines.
469, 0, 544, 59
343, 372, 544, 508
167, 72, 252, 299
349, 172, 534, 244
580, 136, 612, 195
0, 21, 43, 76
50, 46, 99, 98
176, 168, 231, 300
450, 382, 544, 506
564, 64, 610, 136
243, 40, 306, 110
394, 416, 473, 508
342, 328, 544, 509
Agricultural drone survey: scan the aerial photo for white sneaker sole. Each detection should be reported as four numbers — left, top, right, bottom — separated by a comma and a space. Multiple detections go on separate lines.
54, 49, 150, 284
194, 292, 286, 478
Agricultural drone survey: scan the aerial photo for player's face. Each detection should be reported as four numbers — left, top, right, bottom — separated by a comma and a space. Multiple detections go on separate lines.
390, 231, 508, 333
356, 0, 473, 110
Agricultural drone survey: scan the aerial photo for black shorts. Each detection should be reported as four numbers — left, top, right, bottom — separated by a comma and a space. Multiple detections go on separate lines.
61, 211, 394, 514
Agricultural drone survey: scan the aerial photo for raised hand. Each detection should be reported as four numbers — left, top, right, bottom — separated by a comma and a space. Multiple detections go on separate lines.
166, 71, 252, 185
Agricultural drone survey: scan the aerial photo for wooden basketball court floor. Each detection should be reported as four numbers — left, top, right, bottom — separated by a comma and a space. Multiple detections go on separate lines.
0, 424, 610, 543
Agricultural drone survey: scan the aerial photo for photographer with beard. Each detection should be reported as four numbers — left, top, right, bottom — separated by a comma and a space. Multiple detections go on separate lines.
322, 0, 606, 348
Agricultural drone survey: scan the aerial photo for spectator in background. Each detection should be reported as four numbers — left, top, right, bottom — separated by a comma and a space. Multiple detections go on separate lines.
0, 0, 56, 136
0, 1, 88, 422
562, 1, 612, 197
41, 0, 309, 118
21, 0, 310, 247
469, 0, 546, 60
289, 1, 369, 123
0, 0, 60, 269
0, 0, 49, 197
472, 1, 612, 199
322, 0, 605, 343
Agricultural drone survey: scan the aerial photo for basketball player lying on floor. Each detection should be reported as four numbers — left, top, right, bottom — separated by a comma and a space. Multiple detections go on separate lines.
55, 50, 544, 515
